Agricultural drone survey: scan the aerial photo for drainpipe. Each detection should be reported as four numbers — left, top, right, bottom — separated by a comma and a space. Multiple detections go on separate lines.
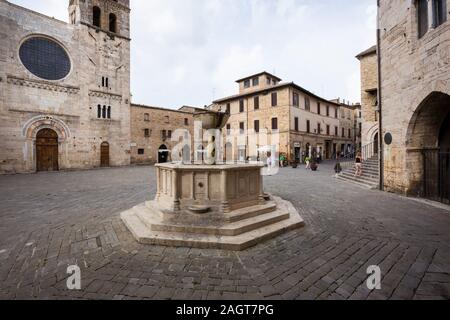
246, 97, 249, 161
377, 1, 384, 191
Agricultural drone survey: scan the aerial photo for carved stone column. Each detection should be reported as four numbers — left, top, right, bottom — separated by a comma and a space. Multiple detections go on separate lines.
220, 170, 231, 213
171, 168, 180, 212
156, 166, 161, 201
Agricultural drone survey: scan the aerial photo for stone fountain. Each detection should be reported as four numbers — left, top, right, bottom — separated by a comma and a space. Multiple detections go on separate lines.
120, 109, 304, 250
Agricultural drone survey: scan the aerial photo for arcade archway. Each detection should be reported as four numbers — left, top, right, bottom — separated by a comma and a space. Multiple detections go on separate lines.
407, 91, 450, 203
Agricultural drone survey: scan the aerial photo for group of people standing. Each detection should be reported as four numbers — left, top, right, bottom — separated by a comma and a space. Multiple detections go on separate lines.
334, 152, 363, 176
275, 151, 363, 176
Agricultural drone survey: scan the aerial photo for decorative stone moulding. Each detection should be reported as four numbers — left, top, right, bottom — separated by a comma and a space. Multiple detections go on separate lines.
88, 90, 123, 101
6, 75, 79, 94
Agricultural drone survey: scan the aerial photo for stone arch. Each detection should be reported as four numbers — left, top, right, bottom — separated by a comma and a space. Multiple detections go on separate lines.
406, 91, 450, 149
23, 115, 71, 142
404, 91, 450, 196
366, 124, 379, 144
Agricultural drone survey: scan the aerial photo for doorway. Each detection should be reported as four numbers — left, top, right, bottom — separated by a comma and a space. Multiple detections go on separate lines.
100, 142, 110, 167
325, 141, 331, 160
36, 128, 59, 172
373, 132, 379, 155
158, 145, 169, 163
294, 147, 301, 162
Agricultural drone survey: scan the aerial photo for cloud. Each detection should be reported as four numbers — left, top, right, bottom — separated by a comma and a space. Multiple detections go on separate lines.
366, 4, 378, 29
8, 0, 377, 107
212, 45, 265, 99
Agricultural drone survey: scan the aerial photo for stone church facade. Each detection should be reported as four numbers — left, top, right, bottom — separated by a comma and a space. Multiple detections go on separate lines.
378, 0, 449, 200
0, 0, 131, 174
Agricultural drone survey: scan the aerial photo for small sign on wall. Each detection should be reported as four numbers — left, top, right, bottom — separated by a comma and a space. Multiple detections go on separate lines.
384, 133, 392, 145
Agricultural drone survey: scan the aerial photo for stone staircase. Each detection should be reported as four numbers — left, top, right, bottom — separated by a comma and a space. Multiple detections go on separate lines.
336, 156, 380, 189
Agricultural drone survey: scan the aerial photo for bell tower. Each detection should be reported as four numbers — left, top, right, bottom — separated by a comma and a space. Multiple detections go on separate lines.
68, 0, 130, 38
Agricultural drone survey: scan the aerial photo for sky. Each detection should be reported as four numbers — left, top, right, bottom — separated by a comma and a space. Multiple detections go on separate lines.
9, 0, 377, 109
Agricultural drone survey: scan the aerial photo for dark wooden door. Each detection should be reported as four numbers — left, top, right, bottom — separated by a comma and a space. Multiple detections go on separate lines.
100, 142, 110, 167
36, 129, 58, 172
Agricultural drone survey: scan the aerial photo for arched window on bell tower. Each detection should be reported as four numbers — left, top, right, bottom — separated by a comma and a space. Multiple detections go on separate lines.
93, 6, 101, 28
109, 13, 117, 33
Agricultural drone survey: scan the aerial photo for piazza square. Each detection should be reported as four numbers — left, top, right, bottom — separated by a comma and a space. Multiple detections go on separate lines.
0, 0, 449, 305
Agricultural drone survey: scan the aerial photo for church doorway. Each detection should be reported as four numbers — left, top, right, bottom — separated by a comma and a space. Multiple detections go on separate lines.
100, 142, 110, 167
36, 128, 59, 172
158, 145, 169, 163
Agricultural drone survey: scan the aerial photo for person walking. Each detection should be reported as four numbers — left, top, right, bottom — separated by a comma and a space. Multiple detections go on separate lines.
279, 154, 286, 168
334, 155, 342, 174
355, 152, 363, 177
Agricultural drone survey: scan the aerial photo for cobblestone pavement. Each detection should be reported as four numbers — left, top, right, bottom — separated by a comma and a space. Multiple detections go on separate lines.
0, 163, 449, 300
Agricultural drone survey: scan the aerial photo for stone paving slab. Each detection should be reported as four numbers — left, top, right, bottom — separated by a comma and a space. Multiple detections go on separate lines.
0, 163, 449, 300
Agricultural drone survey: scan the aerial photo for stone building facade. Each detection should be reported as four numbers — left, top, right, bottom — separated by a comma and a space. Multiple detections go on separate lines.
331, 99, 362, 154
130, 104, 195, 165
356, 45, 379, 148
211, 72, 355, 163
0, 0, 131, 174
378, 0, 450, 199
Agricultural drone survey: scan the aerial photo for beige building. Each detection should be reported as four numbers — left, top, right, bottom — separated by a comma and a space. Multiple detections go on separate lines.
331, 99, 362, 154
130, 104, 195, 165
378, 0, 450, 203
356, 45, 379, 148
0, 0, 131, 174
211, 72, 355, 163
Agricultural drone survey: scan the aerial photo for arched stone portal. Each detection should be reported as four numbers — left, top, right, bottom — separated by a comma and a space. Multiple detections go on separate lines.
22, 115, 70, 172
406, 92, 450, 149
406, 92, 450, 200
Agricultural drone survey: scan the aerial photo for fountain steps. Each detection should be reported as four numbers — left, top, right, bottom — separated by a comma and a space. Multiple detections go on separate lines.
121, 196, 304, 251
136, 206, 290, 237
